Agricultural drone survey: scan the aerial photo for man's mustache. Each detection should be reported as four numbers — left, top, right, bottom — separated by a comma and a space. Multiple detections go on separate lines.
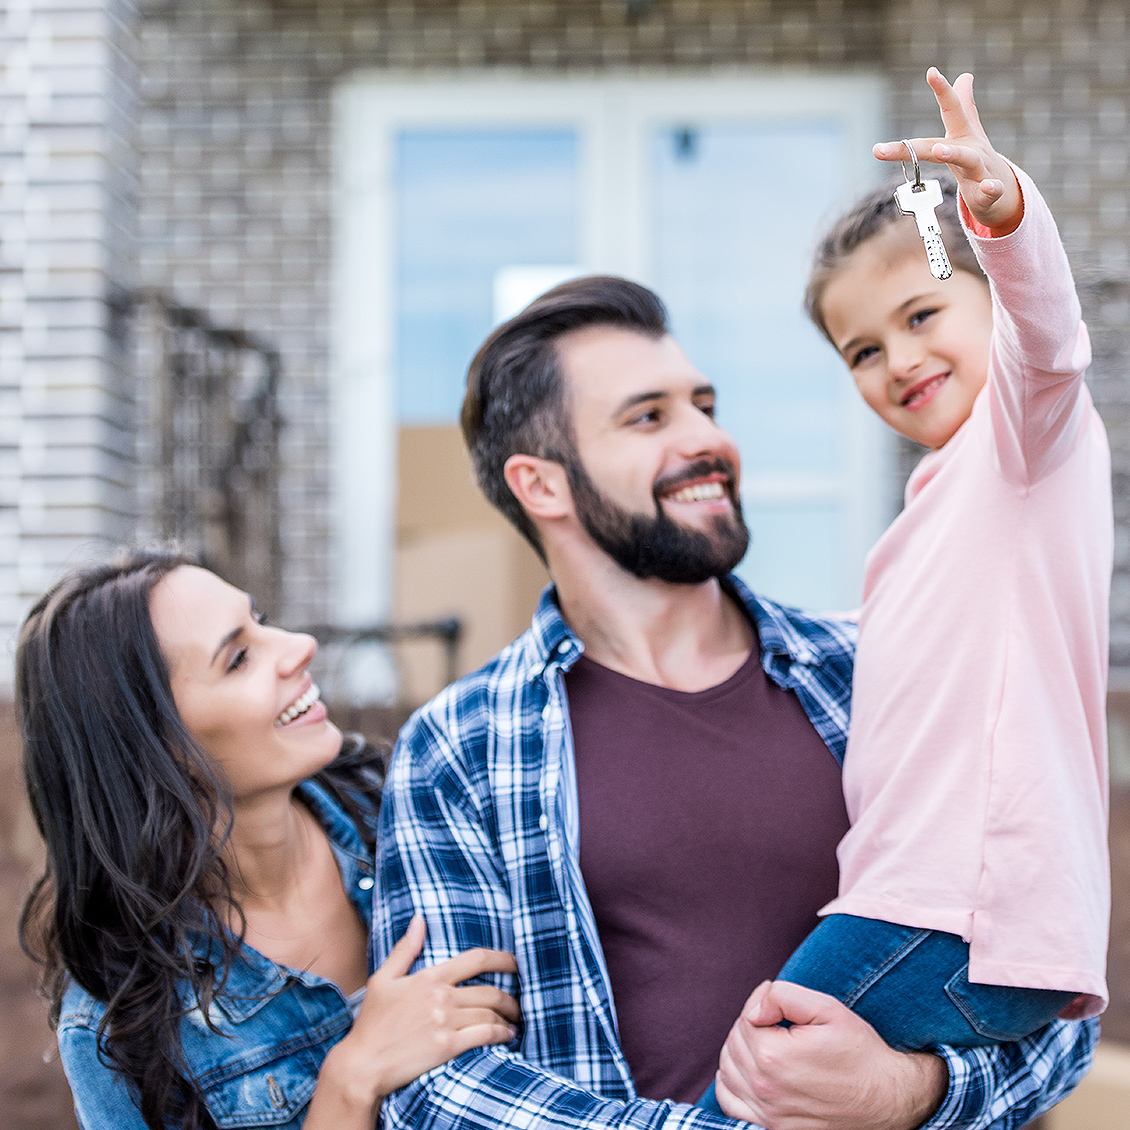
653, 458, 738, 500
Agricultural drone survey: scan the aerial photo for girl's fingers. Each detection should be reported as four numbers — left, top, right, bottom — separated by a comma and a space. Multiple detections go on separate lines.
950, 71, 988, 136
374, 914, 427, 980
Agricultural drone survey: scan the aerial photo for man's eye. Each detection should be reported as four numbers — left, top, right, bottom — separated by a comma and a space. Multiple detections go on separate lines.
632, 409, 661, 425
697, 402, 716, 419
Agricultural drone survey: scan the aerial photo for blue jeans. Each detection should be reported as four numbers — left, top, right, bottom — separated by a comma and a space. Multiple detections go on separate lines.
697, 915, 1077, 1115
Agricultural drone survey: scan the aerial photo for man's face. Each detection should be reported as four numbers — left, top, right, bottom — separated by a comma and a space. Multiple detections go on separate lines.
555, 325, 748, 584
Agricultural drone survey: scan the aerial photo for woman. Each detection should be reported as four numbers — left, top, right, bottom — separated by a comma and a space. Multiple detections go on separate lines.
18, 550, 520, 1130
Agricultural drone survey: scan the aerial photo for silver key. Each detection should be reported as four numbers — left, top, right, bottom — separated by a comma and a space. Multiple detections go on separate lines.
893, 139, 952, 281
895, 178, 953, 280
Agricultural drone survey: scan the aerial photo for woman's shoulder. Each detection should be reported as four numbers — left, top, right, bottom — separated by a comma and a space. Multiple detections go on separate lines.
58, 977, 104, 1031
60, 963, 356, 1129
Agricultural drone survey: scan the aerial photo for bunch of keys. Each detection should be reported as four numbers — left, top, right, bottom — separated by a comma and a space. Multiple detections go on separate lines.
894, 139, 952, 281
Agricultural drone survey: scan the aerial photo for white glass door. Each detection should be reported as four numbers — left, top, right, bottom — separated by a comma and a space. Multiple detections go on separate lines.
334, 73, 890, 633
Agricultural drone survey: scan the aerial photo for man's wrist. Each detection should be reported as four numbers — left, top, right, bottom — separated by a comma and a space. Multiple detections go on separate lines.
899, 1052, 949, 1130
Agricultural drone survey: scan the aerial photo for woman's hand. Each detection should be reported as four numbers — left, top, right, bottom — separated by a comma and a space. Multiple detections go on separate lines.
305, 915, 520, 1129
874, 67, 1024, 237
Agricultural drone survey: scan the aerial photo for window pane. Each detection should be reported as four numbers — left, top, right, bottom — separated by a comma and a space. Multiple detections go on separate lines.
396, 129, 579, 423
652, 122, 851, 475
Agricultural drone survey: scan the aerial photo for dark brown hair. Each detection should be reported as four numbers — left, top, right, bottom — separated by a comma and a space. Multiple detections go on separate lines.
461, 275, 669, 557
804, 175, 985, 346
18, 549, 384, 1129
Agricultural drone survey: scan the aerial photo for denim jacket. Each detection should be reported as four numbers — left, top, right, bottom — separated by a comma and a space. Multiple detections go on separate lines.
57, 779, 377, 1130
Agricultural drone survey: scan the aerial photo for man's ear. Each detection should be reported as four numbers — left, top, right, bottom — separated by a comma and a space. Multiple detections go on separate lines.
503, 454, 572, 522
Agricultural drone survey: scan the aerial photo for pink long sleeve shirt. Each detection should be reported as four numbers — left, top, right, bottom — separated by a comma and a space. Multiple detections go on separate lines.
821, 168, 1112, 1012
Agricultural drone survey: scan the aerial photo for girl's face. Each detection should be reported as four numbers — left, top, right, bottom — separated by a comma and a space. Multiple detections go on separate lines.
820, 230, 994, 450
150, 565, 341, 802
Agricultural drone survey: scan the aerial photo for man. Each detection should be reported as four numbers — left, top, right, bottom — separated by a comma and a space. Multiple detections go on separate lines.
373, 277, 1095, 1130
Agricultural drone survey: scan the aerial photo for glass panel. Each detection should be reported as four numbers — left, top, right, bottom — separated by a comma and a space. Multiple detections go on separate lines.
395, 129, 579, 424
652, 122, 852, 475
739, 502, 846, 613
652, 122, 870, 608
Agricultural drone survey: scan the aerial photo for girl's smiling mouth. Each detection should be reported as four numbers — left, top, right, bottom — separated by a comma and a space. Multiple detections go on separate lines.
901, 373, 949, 410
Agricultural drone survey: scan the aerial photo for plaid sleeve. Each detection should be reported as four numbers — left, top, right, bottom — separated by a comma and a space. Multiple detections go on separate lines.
373, 704, 748, 1130
923, 1018, 1098, 1129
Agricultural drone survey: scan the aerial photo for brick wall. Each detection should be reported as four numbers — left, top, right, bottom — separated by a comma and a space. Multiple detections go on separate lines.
887, 0, 1130, 666
133, 0, 1130, 655
0, 0, 140, 679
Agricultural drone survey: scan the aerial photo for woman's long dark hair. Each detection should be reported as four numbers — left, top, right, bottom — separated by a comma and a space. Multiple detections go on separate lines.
17, 549, 385, 1129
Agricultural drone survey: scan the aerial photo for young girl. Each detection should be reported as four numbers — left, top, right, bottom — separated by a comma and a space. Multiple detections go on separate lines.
704, 67, 1110, 1114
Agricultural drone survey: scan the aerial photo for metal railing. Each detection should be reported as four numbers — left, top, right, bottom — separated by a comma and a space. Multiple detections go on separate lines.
132, 289, 283, 615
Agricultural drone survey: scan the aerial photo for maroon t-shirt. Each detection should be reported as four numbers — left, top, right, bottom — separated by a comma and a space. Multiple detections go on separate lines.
566, 634, 850, 1104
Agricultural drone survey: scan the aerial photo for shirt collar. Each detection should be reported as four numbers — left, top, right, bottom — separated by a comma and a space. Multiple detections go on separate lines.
523, 574, 820, 683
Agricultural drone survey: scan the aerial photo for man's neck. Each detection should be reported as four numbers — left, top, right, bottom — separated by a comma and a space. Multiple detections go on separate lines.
552, 548, 753, 693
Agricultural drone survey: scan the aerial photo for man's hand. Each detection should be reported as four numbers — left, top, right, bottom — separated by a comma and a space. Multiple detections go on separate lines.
713, 981, 949, 1130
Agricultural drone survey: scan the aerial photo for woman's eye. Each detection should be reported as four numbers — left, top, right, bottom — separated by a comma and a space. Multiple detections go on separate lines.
227, 647, 249, 673
253, 609, 268, 626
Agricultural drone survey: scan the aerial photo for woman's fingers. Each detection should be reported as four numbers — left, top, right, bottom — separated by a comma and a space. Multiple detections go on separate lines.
447, 1005, 519, 1033
373, 914, 427, 981
431, 945, 519, 985
450, 983, 522, 1023
445, 1019, 520, 1059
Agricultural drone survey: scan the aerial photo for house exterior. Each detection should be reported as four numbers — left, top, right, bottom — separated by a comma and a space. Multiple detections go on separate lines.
4, 4, 1130, 1123
5, 0, 1130, 693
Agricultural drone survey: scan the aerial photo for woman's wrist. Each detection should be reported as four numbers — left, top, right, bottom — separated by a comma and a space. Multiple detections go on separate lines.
307, 1037, 386, 1125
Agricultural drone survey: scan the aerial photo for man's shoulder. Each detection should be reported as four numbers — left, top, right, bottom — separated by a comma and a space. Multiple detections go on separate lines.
393, 593, 564, 775
727, 575, 858, 664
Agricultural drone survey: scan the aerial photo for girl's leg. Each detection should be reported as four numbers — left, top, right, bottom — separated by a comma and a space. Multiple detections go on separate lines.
777, 915, 1078, 1051
695, 914, 1077, 1112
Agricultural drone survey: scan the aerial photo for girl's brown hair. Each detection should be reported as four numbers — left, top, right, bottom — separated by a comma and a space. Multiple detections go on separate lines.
804, 176, 985, 346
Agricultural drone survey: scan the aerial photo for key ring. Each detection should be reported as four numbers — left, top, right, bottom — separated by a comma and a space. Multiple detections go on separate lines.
900, 139, 924, 189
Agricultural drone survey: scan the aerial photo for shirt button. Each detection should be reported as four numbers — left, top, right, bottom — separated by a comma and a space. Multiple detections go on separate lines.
358, 876, 374, 891
539, 814, 549, 832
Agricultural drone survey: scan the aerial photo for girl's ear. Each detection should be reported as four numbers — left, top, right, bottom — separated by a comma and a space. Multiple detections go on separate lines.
503, 454, 573, 522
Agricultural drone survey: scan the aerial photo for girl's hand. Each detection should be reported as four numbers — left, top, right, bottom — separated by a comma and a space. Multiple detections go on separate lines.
305, 916, 520, 1129
874, 67, 1024, 237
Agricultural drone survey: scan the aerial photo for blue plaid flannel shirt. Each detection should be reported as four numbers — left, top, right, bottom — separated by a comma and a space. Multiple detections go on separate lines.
374, 577, 1097, 1130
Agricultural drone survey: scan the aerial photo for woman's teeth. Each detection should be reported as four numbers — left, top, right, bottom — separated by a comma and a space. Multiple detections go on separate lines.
276, 683, 320, 727
668, 481, 725, 503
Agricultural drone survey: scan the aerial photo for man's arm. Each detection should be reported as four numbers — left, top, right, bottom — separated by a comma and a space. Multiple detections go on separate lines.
373, 711, 740, 1130
926, 1019, 1098, 1130
716, 980, 1097, 1130
376, 709, 1096, 1130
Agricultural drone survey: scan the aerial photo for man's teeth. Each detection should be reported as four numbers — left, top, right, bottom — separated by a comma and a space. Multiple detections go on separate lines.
276, 683, 320, 727
667, 481, 726, 503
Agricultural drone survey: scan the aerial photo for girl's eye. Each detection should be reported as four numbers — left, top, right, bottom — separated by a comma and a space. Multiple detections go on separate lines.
850, 345, 879, 368
909, 307, 938, 329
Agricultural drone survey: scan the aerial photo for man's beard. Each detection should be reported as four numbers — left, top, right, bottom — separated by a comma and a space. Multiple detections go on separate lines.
565, 456, 749, 584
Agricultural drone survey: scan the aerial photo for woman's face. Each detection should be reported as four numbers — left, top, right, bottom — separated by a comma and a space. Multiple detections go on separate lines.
150, 565, 341, 801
